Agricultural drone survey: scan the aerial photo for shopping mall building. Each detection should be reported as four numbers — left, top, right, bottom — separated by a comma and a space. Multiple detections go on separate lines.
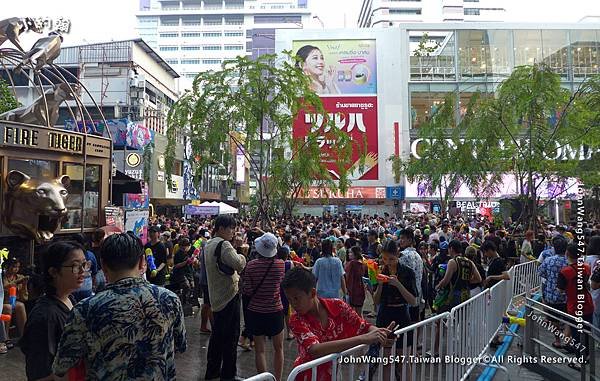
276, 23, 600, 217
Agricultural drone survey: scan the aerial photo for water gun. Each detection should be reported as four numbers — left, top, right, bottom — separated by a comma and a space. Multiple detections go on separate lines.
438, 263, 448, 278
290, 251, 304, 264
191, 238, 205, 258
376, 274, 390, 283
0, 248, 8, 265
145, 248, 158, 277
0, 314, 10, 322
365, 259, 380, 286
502, 316, 525, 327
8, 286, 17, 310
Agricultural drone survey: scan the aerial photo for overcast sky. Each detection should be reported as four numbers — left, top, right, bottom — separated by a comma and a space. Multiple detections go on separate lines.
3, 0, 600, 47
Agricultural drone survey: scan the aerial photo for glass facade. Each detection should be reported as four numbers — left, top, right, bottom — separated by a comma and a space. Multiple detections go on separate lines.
409, 28, 600, 129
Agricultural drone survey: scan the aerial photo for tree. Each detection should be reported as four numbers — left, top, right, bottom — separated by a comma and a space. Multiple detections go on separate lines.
389, 93, 484, 216
0, 78, 19, 114
394, 64, 600, 230
166, 53, 353, 226
466, 64, 600, 230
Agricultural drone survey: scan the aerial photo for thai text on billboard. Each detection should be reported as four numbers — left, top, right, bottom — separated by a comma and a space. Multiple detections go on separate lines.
292, 39, 379, 181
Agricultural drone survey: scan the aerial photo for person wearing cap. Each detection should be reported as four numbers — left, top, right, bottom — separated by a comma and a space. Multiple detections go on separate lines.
241, 233, 286, 381
145, 226, 168, 286
204, 215, 246, 381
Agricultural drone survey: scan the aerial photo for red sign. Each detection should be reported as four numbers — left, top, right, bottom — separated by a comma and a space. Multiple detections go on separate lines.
293, 96, 379, 180
301, 186, 386, 199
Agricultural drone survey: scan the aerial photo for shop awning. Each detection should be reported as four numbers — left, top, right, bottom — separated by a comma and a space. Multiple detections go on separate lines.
112, 170, 142, 194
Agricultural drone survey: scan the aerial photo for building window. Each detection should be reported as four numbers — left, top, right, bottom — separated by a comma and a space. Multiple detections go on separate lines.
224, 31, 243, 37
464, 8, 480, 15
182, 32, 202, 37
464, 0, 479, 2
254, 15, 302, 24
203, 59, 222, 64
390, 9, 422, 15
185, 73, 199, 78
224, 45, 243, 51
61, 163, 101, 229
225, 18, 244, 25
161, 17, 179, 26
182, 46, 202, 50
159, 33, 179, 38
203, 45, 222, 50
166, 59, 179, 65
181, 59, 201, 64
159, 46, 179, 51
203, 32, 222, 37
203, 18, 223, 25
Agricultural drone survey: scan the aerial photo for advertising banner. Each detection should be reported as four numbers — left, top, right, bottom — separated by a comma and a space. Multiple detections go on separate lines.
294, 96, 379, 180
292, 39, 379, 182
292, 40, 377, 96
125, 210, 149, 244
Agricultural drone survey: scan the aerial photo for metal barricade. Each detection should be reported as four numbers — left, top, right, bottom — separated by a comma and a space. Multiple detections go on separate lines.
446, 283, 511, 381
286, 313, 450, 381
285, 261, 543, 381
509, 260, 542, 298
523, 297, 600, 381
245, 373, 277, 381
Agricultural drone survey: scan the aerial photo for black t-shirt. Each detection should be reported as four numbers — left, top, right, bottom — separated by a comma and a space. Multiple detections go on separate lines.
486, 256, 506, 288
345, 237, 359, 250
20, 295, 73, 381
172, 248, 193, 282
380, 262, 418, 306
145, 241, 168, 285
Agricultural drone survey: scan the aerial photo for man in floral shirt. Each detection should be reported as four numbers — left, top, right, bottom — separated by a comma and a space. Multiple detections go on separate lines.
53, 233, 187, 380
282, 267, 394, 381
537, 235, 568, 348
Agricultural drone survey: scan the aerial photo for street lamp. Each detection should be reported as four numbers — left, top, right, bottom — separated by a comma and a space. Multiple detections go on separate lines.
312, 15, 324, 28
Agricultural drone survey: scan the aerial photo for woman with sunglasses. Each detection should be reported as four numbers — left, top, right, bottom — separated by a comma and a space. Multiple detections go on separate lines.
20, 241, 89, 381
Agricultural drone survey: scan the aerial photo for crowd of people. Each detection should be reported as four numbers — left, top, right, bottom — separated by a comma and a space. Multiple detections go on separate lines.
0, 210, 598, 380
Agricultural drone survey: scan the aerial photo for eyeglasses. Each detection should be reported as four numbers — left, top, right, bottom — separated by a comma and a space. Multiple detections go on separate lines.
62, 261, 92, 274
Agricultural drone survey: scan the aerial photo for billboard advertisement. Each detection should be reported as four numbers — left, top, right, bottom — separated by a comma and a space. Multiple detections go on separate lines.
292, 39, 377, 95
292, 39, 379, 181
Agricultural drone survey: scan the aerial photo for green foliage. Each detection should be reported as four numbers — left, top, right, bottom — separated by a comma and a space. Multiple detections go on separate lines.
142, 142, 154, 184
393, 63, 600, 228
0, 79, 19, 114
166, 52, 353, 224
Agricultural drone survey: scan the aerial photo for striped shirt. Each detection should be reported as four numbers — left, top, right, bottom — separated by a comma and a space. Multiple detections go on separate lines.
242, 258, 285, 313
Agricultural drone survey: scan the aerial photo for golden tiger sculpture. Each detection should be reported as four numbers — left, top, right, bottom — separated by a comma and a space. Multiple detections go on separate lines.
3, 170, 70, 242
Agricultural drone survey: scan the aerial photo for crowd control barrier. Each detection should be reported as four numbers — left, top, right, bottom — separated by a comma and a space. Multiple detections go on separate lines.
285, 261, 542, 381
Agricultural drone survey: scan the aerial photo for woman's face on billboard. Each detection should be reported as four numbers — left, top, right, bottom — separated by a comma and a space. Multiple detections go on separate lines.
303, 48, 325, 76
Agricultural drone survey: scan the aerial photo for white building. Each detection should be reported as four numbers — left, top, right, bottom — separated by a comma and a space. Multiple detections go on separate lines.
136, 0, 312, 89
357, 0, 506, 28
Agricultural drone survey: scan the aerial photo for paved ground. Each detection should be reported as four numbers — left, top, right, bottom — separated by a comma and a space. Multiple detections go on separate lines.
0, 309, 300, 381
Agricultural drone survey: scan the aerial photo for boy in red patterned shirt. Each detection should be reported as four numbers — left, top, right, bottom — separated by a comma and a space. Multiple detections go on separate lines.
282, 267, 394, 381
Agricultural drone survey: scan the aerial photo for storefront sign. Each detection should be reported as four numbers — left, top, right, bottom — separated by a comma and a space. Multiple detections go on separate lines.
410, 138, 599, 161
300, 186, 386, 199
104, 206, 125, 232
0, 122, 111, 158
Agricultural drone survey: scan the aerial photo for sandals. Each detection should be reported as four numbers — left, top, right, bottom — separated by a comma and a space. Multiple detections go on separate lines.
5, 340, 14, 350
0, 342, 7, 354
